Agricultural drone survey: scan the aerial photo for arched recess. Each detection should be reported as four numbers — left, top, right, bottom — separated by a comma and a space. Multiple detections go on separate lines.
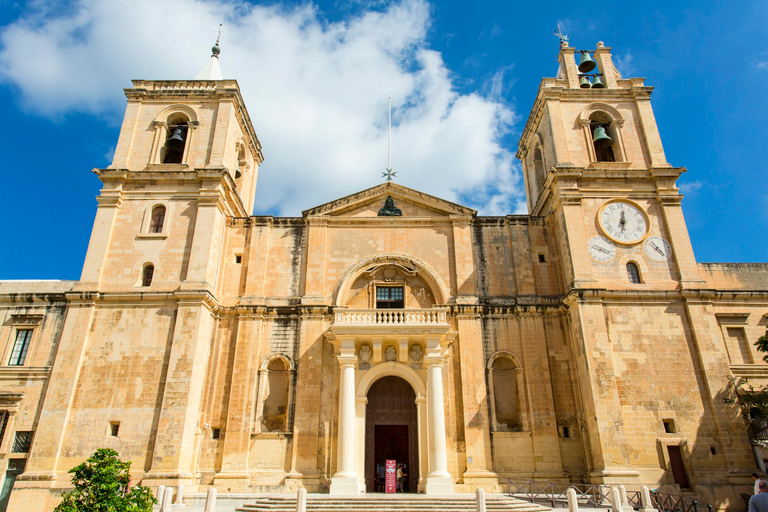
486, 351, 527, 432
334, 253, 450, 307
577, 103, 628, 164
149, 105, 200, 165
356, 361, 426, 398
356, 362, 426, 491
254, 354, 295, 433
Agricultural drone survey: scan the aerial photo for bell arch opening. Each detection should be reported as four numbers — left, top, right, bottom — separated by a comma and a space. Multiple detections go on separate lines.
364, 376, 418, 493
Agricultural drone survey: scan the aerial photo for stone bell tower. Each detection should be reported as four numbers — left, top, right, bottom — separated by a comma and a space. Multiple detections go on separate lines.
78, 40, 263, 292
17, 41, 265, 498
515, 42, 755, 489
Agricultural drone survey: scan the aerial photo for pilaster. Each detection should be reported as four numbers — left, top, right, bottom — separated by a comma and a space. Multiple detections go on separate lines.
455, 310, 499, 490
215, 311, 264, 489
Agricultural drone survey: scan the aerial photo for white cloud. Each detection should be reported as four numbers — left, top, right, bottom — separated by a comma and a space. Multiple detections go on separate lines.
612, 49, 635, 78
0, 0, 522, 216
678, 180, 703, 195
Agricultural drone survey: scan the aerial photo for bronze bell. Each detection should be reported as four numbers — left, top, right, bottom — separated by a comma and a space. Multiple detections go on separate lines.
592, 125, 613, 148
578, 52, 597, 73
166, 127, 186, 151
579, 75, 592, 89
592, 75, 605, 88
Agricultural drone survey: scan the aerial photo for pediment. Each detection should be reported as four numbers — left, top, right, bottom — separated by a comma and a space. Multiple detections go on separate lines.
302, 182, 476, 218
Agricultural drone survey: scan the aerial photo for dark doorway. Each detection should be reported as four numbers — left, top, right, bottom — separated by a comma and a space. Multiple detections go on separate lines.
667, 445, 690, 489
365, 376, 418, 493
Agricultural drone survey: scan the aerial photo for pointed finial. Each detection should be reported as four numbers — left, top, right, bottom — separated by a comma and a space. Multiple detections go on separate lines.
554, 23, 569, 46
212, 24, 222, 58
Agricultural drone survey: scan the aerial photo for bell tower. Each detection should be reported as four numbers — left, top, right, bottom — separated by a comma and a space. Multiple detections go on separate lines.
78, 41, 263, 292
516, 40, 704, 291
515, 41, 753, 487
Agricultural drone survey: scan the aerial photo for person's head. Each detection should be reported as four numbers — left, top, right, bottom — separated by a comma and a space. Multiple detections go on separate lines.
753, 473, 760, 481
759, 480, 768, 493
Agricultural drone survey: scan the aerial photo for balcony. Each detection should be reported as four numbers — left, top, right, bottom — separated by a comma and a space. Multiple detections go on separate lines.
330, 307, 451, 336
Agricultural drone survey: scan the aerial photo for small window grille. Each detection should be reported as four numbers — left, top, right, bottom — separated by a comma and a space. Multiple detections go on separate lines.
9, 330, 33, 366
12, 431, 33, 453
626, 262, 641, 284
110, 422, 120, 437
212, 428, 221, 439
142, 265, 154, 287
235, 254, 242, 264
149, 206, 166, 233
376, 286, 404, 309
0, 411, 9, 447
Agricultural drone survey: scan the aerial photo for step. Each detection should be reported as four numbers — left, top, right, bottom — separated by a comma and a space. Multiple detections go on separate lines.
235, 494, 552, 512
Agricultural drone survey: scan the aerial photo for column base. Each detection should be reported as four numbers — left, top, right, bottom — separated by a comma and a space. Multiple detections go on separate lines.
423, 475, 454, 494
329, 475, 365, 495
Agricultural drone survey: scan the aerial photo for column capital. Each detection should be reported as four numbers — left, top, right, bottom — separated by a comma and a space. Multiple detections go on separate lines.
337, 355, 357, 368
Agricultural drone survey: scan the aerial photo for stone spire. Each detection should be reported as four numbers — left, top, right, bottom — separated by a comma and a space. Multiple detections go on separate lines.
195, 26, 224, 80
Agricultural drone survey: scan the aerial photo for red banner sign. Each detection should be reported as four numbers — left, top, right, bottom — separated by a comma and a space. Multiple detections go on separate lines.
385, 460, 396, 493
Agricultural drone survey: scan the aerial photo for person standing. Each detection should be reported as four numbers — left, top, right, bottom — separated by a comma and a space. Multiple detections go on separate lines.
396, 464, 407, 493
755, 473, 763, 495
749, 480, 768, 512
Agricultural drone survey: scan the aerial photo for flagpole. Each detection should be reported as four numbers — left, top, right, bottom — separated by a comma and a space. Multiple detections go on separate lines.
388, 96, 392, 171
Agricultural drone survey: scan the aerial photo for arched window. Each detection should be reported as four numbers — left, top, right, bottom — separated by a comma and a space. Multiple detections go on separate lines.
256, 355, 294, 433
627, 262, 641, 283
162, 114, 189, 164
149, 205, 166, 233
235, 144, 246, 180
533, 146, 545, 197
142, 264, 154, 287
488, 353, 524, 432
589, 112, 617, 162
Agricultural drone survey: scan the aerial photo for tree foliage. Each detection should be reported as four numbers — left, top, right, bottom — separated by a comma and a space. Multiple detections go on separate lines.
755, 326, 768, 363
54, 448, 156, 512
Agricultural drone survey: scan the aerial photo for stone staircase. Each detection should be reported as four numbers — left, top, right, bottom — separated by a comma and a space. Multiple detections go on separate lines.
235, 494, 552, 512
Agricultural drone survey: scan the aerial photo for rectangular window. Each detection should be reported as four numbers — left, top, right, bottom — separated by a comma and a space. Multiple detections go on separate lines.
9, 330, 32, 366
12, 431, 33, 453
376, 286, 404, 309
110, 422, 120, 437
212, 428, 221, 439
726, 327, 752, 364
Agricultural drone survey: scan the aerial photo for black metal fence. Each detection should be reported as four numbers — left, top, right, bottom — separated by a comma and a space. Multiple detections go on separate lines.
505, 479, 705, 512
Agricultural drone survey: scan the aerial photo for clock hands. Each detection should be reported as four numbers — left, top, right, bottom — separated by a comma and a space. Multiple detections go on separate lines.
651, 241, 665, 256
619, 210, 627, 232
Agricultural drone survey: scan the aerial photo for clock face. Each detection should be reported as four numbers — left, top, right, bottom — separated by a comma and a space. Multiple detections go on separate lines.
643, 236, 672, 262
587, 236, 616, 262
599, 200, 649, 244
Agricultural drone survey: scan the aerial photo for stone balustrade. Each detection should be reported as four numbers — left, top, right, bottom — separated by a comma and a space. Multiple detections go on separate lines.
334, 308, 448, 326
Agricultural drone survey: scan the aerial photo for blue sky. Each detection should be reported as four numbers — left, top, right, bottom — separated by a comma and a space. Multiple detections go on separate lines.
0, 0, 765, 280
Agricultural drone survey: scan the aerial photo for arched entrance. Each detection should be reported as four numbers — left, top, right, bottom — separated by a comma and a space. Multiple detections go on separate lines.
365, 376, 418, 493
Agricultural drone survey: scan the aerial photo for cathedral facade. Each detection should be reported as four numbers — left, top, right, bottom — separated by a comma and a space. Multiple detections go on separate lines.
0, 42, 766, 511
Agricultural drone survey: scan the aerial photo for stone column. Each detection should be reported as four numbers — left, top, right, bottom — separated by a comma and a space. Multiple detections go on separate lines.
423, 344, 454, 494
329, 354, 362, 494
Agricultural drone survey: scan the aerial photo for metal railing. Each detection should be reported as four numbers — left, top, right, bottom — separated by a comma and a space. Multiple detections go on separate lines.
505, 479, 705, 512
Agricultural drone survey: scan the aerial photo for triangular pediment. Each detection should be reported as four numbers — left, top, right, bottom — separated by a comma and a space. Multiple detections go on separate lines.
302, 182, 476, 218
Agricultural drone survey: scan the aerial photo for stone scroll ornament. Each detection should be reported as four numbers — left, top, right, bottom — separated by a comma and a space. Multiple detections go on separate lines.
378, 196, 402, 216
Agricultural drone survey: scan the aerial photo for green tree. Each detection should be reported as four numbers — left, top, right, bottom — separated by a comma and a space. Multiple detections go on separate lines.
54, 448, 156, 512
755, 326, 768, 363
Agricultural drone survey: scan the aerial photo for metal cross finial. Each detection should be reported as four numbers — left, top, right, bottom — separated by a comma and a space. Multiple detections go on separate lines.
554, 23, 569, 45
216, 24, 222, 46
382, 168, 397, 182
